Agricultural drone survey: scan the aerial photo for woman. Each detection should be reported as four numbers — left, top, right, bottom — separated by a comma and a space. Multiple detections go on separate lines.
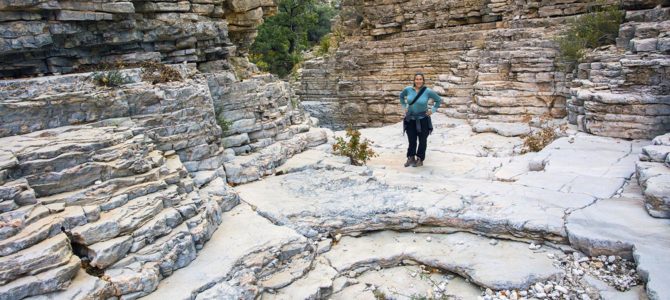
399, 72, 442, 167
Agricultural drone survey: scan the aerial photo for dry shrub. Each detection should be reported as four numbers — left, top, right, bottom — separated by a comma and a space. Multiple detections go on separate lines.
521, 114, 567, 153
141, 62, 183, 84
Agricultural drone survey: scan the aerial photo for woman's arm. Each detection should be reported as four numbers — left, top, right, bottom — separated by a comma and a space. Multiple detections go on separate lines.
428, 89, 442, 113
399, 88, 408, 109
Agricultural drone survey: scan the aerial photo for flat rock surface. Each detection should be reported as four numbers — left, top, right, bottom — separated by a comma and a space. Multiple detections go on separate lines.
143, 203, 307, 300
237, 115, 644, 242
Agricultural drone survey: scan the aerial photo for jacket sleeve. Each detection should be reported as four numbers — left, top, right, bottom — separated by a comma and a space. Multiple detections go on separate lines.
399, 88, 408, 109
428, 89, 442, 113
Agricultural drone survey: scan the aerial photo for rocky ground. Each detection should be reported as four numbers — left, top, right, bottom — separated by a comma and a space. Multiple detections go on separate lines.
133, 114, 669, 300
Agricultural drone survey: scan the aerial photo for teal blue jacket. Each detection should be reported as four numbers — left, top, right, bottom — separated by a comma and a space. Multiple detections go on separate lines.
399, 86, 442, 114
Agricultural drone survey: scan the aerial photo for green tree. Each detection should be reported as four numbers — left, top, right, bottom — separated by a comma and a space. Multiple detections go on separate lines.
251, 0, 336, 77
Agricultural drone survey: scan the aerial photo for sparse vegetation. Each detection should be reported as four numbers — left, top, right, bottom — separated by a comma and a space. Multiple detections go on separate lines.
555, 2, 624, 69
217, 115, 232, 136
141, 62, 183, 84
92, 69, 127, 87
332, 127, 378, 166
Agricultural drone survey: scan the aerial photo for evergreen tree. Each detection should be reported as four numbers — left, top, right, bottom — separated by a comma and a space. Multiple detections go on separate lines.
251, 0, 336, 77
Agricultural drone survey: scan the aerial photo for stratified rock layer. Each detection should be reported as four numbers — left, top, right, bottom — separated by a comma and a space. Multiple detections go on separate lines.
0, 0, 276, 77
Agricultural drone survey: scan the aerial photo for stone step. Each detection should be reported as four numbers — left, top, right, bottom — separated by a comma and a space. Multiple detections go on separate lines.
0, 233, 72, 285
36, 153, 188, 208
69, 186, 179, 246
24, 269, 114, 300
0, 207, 87, 257
0, 255, 80, 300
0, 125, 135, 166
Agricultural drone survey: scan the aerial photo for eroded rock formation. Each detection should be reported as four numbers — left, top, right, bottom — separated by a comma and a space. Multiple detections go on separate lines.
0, 64, 329, 298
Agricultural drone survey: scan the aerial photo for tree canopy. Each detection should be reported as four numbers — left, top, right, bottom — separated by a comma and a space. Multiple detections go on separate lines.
250, 0, 336, 77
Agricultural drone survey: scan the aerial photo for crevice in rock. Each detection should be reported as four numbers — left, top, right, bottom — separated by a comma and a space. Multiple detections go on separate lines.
64, 229, 105, 278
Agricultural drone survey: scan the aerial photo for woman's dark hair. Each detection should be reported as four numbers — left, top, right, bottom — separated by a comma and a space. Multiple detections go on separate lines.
413, 72, 425, 87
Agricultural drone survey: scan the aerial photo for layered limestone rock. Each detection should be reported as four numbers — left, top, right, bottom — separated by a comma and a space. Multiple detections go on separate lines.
0, 68, 234, 299
0, 0, 276, 77
0, 65, 328, 299
567, 6, 670, 139
298, 0, 668, 139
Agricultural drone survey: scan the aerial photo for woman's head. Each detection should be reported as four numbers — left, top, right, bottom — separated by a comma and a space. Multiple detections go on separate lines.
413, 72, 425, 88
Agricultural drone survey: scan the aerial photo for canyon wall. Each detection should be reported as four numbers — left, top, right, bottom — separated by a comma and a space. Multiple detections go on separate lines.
298, 0, 669, 139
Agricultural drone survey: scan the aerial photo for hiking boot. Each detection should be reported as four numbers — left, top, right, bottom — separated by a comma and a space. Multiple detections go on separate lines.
404, 156, 416, 167
414, 158, 423, 167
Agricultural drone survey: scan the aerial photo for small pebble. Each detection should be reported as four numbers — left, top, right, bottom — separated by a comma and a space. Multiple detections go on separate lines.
489, 239, 498, 246
426, 236, 432, 242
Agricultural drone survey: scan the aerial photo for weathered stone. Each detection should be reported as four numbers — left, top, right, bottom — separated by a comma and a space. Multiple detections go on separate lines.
24, 269, 114, 300
86, 235, 133, 269
0, 256, 80, 300
0, 233, 71, 285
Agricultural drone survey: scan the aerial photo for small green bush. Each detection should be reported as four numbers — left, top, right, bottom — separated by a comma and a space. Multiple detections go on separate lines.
316, 35, 331, 56
92, 70, 127, 87
332, 128, 378, 166
555, 3, 624, 68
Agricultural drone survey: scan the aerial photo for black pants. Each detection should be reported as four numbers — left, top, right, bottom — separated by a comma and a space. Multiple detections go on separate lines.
406, 117, 430, 161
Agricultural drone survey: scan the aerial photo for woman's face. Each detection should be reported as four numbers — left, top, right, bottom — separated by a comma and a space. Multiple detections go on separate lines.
414, 75, 424, 87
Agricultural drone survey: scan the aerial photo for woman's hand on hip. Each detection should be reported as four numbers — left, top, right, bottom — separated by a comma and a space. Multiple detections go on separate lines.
427, 110, 432, 116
